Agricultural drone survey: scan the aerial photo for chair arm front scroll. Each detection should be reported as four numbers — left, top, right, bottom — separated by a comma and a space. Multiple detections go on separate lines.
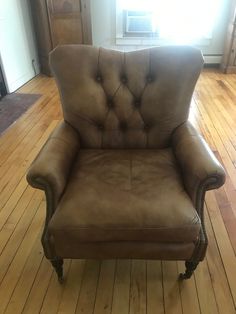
171, 122, 226, 209
26, 120, 80, 212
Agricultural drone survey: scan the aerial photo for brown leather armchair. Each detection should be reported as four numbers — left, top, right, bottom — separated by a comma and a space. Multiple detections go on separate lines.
27, 45, 225, 282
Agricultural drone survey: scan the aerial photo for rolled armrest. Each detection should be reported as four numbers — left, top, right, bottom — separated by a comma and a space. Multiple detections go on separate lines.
27, 121, 80, 209
172, 122, 225, 207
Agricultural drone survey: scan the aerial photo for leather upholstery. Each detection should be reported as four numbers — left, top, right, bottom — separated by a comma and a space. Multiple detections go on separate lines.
49, 241, 196, 261
27, 121, 79, 210
172, 122, 226, 207
48, 149, 201, 250
50, 45, 203, 149
26, 45, 226, 264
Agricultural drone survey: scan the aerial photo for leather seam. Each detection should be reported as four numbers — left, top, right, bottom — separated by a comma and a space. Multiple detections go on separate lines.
51, 224, 201, 231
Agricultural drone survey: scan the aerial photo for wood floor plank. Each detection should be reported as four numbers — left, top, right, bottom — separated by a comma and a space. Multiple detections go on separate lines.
0, 100, 58, 171
177, 262, 200, 314
0, 117, 58, 189
196, 97, 236, 188
146, 260, 164, 314
57, 260, 85, 314
4, 231, 44, 314
93, 260, 116, 314
112, 260, 131, 314
206, 191, 236, 306
204, 204, 235, 314
17, 75, 50, 94
129, 260, 147, 314
40, 260, 71, 314
22, 258, 53, 314
162, 261, 182, 314
0, 201, 45, 313
0, 190, 42, 283
75, 260, 101, 314
0, 187, 36, 253
0, 93, 57, 151
0, 121, 58, 231
194, 260, 219, 314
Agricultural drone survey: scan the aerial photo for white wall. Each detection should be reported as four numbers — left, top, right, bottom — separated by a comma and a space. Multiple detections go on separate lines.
0, 0, 40, 93
90, 0, 231, 63
91, 0, 116, 48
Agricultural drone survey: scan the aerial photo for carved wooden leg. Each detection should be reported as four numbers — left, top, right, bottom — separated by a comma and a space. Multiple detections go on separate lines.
179, 261, 199, 280
51, 258, 64, 283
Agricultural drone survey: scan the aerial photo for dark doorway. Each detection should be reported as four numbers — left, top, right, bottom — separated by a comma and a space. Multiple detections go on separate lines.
0, 65, 7, 99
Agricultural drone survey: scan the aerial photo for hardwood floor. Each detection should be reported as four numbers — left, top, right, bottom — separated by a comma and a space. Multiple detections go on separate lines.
0, 70, 236, 313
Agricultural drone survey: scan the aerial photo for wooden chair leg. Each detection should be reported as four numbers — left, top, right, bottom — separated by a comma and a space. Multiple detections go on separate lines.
51, 258, 64, 283
179, 261, 199, 280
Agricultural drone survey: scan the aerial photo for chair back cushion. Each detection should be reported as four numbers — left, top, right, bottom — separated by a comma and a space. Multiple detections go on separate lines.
50, 45, 203, 148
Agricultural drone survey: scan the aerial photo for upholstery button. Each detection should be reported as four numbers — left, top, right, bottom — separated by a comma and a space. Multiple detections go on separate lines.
121, 76, 127, 84
143, 124, 150, 131
107, 98, 114, 108
120, 121, 127, 131
134, 99, 140, 108
97, 123, 104, 130
147, 75, 153, 83
96, 75, 102, 82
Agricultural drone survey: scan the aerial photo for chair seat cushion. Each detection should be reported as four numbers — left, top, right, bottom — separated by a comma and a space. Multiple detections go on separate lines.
49, 149, 201, 245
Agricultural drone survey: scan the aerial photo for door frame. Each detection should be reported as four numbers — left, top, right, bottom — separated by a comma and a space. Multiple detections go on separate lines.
0, 60, 7, 98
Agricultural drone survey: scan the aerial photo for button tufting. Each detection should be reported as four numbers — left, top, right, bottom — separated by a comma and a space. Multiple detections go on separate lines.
107, 98, 114, 108
121, 76, 127, 84
97, 123, 104, 130
120, 121, 127, 131
147, 75, 153, 83
96, 75, 102, 82
134, 99, 140, 108
143, 124, 150, 131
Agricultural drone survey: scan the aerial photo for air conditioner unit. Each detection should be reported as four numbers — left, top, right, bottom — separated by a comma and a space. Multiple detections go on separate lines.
124, 10, 155, 34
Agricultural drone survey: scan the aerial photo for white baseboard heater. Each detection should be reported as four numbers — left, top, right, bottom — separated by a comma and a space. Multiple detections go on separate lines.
203, 54, 222, 64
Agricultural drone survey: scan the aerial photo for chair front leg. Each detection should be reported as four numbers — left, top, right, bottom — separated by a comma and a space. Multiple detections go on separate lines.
179, 261, 199, 280
51, 258, 64, 283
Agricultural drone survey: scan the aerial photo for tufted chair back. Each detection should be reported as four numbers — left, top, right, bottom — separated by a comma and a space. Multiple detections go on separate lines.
50, 45, 203, 149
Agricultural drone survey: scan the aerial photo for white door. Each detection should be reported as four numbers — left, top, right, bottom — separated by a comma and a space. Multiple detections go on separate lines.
0, 0, 40, 93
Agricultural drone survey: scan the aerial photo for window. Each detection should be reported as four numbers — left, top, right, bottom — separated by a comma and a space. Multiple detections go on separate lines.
124, 11, 157, 36
116, 0, 223, 45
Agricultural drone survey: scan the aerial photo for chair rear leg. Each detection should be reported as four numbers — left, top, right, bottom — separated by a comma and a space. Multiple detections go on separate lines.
51, 258, 64, 283
179, 261, 199, 280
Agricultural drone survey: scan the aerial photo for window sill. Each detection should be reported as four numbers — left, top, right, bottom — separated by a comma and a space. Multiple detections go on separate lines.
115, 37, 211, 47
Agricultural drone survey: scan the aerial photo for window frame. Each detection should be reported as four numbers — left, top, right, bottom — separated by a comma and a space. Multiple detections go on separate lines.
115, 1, 211, 47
